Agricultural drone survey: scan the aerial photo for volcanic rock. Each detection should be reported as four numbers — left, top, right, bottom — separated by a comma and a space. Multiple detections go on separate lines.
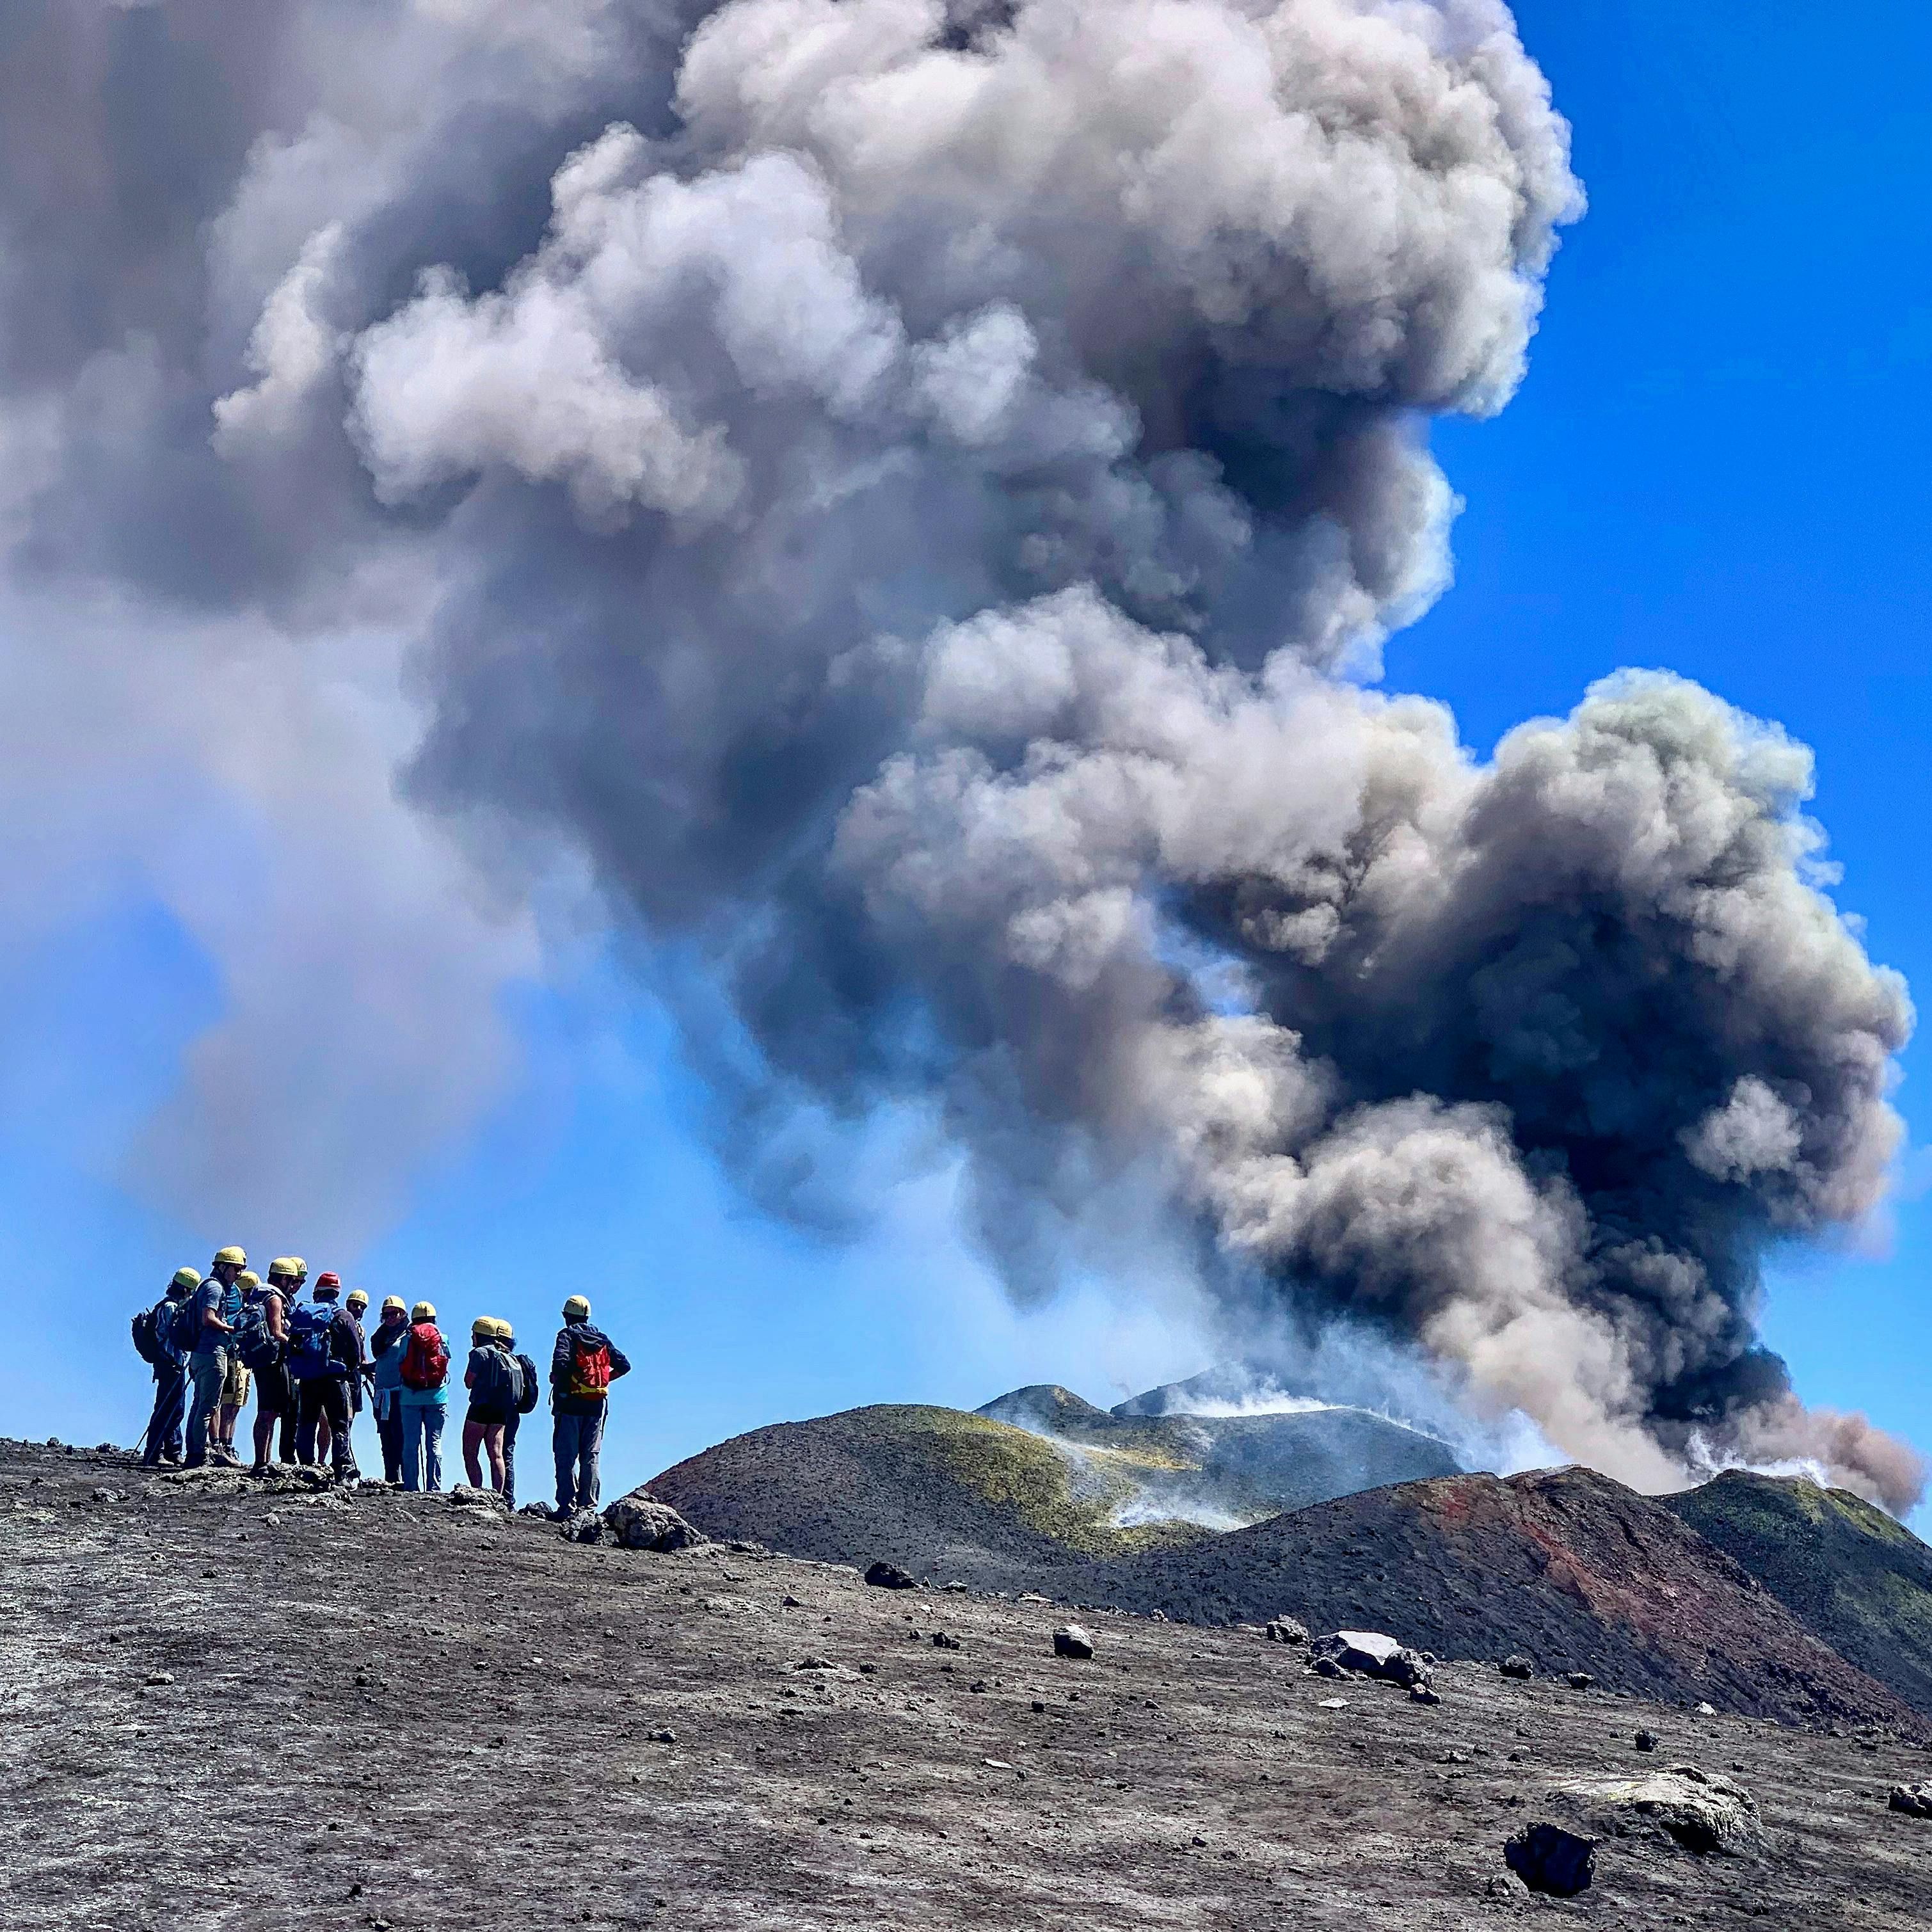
1053, 1624, 1095, 1659
1309, 1631, 1432, 1690
1499, 1654, 1534, 1680
1565, 1764, 1763, 1855
603, 1492, 707, 1553
1265, 1616, 1308, 1645
1505, 1821, 1597, 1896
1636, 1730, 1659, 1752
865, 1560, 916, 1590
1890, 1781, 1932, 1817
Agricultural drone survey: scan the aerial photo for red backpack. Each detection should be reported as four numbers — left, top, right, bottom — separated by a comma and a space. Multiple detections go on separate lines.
564, 1330, 612, 1400
400, 1321, 449, 1392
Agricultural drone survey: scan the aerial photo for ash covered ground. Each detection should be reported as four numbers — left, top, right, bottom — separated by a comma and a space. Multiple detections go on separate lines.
4, 1440, 1930, 1931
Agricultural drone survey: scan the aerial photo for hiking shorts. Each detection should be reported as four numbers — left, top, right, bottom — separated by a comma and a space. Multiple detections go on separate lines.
465, 1403, 512, 1429
223, 1358, 251, 1407
255, 1362, 296, 1417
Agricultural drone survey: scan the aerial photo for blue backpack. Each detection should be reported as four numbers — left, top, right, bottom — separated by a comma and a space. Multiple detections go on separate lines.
287, 1302, 339, 1381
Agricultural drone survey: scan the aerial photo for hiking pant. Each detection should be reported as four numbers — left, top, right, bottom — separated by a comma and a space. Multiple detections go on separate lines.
376, 1406, 405, 1485
502, 1410, 520, 1508
296, 1376, 357, 1476
184, 1349, 230, 1467
401, 1405, 444, 1492
553, 1405, 606, 1515
142, 1361, 187, 1465
252, 1363, 298, 1465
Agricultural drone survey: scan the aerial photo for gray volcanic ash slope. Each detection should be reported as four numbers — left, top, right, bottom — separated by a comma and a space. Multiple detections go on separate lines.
978, 1381, 1462, 1519
11, 1441, 1932, 1932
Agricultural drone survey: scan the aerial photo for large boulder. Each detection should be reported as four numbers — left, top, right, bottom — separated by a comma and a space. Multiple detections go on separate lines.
1309, 1629, 1432, 1690
1887, 1781, 1932, 1817
1561, 1764, 1764, 1856
603, 1492, 708, 1553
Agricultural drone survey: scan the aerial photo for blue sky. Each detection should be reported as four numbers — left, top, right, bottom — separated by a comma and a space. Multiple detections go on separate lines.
3, 5, 1928, 1523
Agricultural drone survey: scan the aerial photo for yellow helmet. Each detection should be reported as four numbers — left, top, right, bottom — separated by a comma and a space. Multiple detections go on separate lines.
236, 1270, 261, 1291
562, 1295, 591, 1321
381, 1295, 407, 1314
411, 1301, 436, 1323
286, 1257, 308, 1279
267, 1257, 298, 1282
212, 1245, 246, 1268
170, 1266, 202, 1291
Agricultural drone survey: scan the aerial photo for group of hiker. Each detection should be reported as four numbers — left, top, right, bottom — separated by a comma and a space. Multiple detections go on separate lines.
132, 1247, 632, 1516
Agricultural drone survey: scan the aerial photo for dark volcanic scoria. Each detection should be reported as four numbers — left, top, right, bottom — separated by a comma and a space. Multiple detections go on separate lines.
4, 1439, 1931, 1931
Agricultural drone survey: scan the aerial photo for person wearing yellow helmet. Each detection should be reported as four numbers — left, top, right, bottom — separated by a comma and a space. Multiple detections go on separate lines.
215, 1271, 260, 1462
491, 1318, 540, 1510
550, 1295, 632, 1519
366, 1295, 411, 1483
135, 1267, 200, 1467
184, 1246, 246, 1469
395, 1301, 451, 1492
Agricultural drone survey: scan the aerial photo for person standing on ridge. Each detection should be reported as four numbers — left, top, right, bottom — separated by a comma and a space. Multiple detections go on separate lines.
461, 1316, 520, 1494
216, 1270, 259, 1463
550, 1295, 630, 1518
342, 1288, 373, 1467
136, 1267, 200, 1467
308, 1272, 352, 1465
241, 1263, 296, 1475
367, 1295, 411, 1483
494, 1318, 541, 1510
397, 1300, 451, 1492
184, 1247, 245, 1469
259, 1259, 304, 1464
291, 1273, 361, 1480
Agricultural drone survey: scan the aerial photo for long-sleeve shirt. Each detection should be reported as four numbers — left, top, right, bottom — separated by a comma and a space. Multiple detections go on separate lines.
550, 1321, 632, 1416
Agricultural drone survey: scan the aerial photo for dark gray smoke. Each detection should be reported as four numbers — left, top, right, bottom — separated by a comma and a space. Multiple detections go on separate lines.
3, 1, 1919, 1506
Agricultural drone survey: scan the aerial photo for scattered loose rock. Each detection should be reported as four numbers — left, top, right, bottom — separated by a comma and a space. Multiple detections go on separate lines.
1635, 1730, 1659, 1753
865, 1561, 916, 1590
1889, 1780, 1932, 1817
1265, 1616, 1308, 1646
1499, 1655, 1535, 1681
603, 1493, 707, 1553
1505, 1821, 1597, 1896
1053, 1625, 1095, 1661
1566, 1672, 1595, 1691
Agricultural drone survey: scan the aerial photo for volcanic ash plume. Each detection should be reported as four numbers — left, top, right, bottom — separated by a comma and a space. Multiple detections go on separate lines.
2, 1, 1919, 1504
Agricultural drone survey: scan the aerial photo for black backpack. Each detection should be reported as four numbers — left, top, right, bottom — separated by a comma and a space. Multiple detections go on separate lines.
513, 1352, 541, 1416
234, 1300, 282, 1372
166, 1293, 204, 1355
470, 1346, 514, 1410
131, 1302, 169, 1366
